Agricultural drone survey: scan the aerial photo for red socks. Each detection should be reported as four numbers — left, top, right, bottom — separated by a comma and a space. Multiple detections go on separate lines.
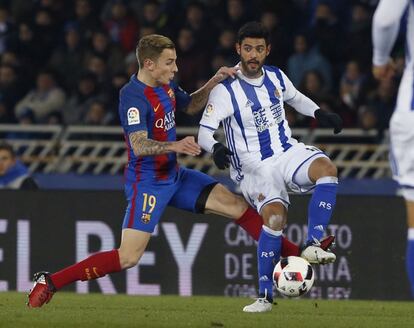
235, 207, 300, 257
50, 249, 122, 290
49, 209, 300, 291
281, 237, 301, 257
234, 207, 262, 240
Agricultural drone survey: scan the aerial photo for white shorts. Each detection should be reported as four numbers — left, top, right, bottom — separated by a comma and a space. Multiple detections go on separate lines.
239, 143, 327, 214
389, 112, 414, 190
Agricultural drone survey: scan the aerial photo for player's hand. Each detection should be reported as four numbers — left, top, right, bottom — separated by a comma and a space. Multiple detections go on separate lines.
212, 66, 240, 83
314, 109, 343, 134
171, 136, 201, 156
372, 59, 396, 81
213, 143, 233, 169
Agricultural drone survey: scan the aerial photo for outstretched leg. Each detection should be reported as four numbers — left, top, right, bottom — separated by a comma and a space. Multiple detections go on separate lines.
27, 229, 150, 308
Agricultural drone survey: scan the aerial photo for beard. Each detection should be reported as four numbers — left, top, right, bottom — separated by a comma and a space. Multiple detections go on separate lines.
240, 58, 265, 78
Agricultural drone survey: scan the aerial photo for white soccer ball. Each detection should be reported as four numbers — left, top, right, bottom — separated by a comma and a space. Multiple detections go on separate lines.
273, 256, 315, 297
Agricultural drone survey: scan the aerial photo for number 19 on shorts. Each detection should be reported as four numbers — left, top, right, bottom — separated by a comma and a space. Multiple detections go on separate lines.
142, 193, 156, 213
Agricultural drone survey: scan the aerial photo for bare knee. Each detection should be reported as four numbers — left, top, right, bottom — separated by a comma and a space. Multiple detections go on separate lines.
205, 183, 248, 219
323, 161, 338, 177
309, 158, 337, 181
266, 214, 285, 230
118, 229, 150, 269
261, 202, 287, 231
118, 248, 141, 269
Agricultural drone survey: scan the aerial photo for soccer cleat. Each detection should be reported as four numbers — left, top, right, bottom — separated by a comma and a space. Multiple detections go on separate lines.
301, 236, 336, 264
27, 271, 56, 308
242, 297, 272, 313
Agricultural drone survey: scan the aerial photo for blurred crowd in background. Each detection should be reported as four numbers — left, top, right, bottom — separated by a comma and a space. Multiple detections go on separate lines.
0, 0, 403, 138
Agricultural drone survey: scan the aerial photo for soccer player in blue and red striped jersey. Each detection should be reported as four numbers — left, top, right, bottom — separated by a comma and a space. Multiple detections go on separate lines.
27, 34, 331, 308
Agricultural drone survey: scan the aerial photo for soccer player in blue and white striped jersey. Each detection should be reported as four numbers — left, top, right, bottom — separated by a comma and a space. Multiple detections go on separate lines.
198, 22, 343, 312
373, 0, 414, 299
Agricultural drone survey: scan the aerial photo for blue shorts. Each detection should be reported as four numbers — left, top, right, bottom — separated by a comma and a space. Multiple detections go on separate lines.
122, 167, 217, 233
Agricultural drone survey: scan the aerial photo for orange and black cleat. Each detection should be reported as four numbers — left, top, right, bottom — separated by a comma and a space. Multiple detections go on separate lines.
27, 271, 56, 308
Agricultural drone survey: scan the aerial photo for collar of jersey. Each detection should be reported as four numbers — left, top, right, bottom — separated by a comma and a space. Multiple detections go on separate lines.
236, 67, 266, 87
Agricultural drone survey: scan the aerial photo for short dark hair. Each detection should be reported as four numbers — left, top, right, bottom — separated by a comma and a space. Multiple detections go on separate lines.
0, 142, 16, 158
237, 21, 270, 45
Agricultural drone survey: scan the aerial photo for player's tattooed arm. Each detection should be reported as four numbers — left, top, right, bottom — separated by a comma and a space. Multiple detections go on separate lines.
129, 131, 201, 157
186, 66, 239, 115
129, 131, 174, 156
186, 87, 211, 115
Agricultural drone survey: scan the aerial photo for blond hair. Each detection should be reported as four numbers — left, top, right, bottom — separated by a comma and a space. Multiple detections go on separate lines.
136, 34, 175, 68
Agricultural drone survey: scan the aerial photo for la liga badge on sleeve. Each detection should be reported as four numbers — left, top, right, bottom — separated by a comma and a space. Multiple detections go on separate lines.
127, 107, 140, 125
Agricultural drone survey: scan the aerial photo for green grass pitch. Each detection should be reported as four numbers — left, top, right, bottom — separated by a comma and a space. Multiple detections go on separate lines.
0, 292, 413, 328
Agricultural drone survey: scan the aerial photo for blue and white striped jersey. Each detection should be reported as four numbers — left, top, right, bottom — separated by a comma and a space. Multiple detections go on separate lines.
373, 0, 414, 113
373, 0, 414, 188
199, 65, 319, 182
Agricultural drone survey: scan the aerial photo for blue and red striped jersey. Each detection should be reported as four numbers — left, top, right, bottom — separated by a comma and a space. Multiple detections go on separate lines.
119, 74, 191, 184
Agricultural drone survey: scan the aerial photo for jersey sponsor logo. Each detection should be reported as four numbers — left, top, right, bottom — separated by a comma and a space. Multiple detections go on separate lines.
204, 103, 214, 117
253, 108, 271, 132
155, 111, 175, 131
257, 193, 266, 202
269, 103, 283, 124
253, 103, 284, 132
153, 103, 161, 112
127, 107, 140, 125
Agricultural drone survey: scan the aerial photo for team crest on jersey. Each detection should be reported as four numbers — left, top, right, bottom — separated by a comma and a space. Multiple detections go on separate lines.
257, 193, 266, 202
204, 103, 214, 117
127, 107, 140, 125
274, 88, 281, 98
167, 88, 175, 99
141, 213, 151, 224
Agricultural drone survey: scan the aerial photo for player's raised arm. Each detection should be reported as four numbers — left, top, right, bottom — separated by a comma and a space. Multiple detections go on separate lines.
185, 66, 239, 115
280, 69, 343, 134
372, 0, 409, 80
129, 131, 201, 157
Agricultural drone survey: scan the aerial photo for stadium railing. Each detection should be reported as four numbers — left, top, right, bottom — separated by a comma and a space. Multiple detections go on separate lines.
0, 125, 390, 179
